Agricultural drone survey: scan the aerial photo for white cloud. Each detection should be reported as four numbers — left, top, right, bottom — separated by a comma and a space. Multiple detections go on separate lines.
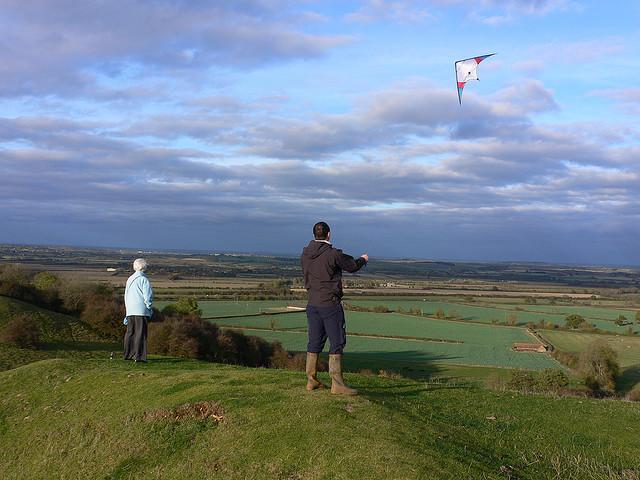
0, 0, 349, 96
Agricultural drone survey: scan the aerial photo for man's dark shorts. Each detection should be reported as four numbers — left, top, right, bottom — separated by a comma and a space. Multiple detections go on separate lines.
306, 304, 346, 354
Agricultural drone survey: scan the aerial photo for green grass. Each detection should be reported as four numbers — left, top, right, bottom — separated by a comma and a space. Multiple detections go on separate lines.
157, 298, 640, 333
539, 330, 640, 393
0, 296, 114, 371
234, 328, 559, 371
0, 341, 117, 371
0, 295, 99, 342
213, 311, 560, 371
155, 300, 304, 318
344, 297, 640, 334
539, 330, 640, 368
1, 358, 639, 479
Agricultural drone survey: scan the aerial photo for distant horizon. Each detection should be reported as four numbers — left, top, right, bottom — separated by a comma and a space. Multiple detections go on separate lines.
3, 240, 639, 270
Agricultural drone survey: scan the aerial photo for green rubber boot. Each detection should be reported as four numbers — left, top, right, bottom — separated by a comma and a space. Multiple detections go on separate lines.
306, 352, 327, 391
329, 354, 358, 395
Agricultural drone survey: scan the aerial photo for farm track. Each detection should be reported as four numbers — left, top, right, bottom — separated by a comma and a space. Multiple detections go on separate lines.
202, 309, 302, 320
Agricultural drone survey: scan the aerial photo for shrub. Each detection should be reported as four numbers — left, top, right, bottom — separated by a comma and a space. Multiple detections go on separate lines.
283, 352, 307, 371
161, 304, 179, 317
434, 308, 445, 319
625, 386, 640, 402
537, 369, 570, 392
222, 330, 273, 367
148, 316, 300, 370
149, 315, 219, 361
269, 349, 327, 372
0, 264, 30, 290
33, 271, 58, 290
551, 349, 579, 370
1, 314, 41, 348
565, 314, 586, 329
373, 305, 390, 313
162, 297, 202, 318
0, 264, 40, 303
268, 342, 295, 369
615, 315, 627, 326
507, 370, 537, 393
579, 340, 619, 392
31, 271, 62, 310
505, 369, 570, 394
80, 284, 125, 340
57, 281, 93, 315
174, 297, 202, 317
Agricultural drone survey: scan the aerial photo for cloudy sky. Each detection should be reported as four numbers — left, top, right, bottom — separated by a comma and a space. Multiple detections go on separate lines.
1, 1, 639, 264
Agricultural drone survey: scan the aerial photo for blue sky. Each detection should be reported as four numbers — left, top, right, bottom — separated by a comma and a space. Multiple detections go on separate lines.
1, 1, 639, 264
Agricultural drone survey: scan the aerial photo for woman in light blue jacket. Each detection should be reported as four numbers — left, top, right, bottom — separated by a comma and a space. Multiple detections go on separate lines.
123, 258, 153, 362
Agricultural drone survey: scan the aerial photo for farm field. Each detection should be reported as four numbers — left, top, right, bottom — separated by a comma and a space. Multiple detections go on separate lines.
162, 298, 639, 333
343, 296, 640, 334
211, 310, 560, 371
238, 329, 558, 371
148, 296, 640, 377
155, 300, 303, 317
539, 330, 640, 368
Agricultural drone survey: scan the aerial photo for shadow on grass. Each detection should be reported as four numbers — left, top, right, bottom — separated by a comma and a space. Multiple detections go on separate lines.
318, 350, 459, 383
38, 341, 118, 352
617, 364, 640, 394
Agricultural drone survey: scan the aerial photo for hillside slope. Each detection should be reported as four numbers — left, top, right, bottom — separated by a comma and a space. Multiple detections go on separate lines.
0, 296, 114, 371
0, 295, 99, 341
1, 358, 639, 480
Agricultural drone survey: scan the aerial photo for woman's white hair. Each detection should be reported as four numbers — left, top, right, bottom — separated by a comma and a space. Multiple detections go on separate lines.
133, 258, 148, 272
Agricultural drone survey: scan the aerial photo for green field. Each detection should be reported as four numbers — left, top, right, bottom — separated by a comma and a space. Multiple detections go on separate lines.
156, 300, 303, 318
2, 358, 640, 480
159, 298, 640, 334
343, 297, 640, 333
539, 330, 640, 368
212, 310, 560, 371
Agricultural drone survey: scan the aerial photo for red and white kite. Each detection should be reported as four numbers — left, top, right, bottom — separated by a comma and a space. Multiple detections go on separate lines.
455, 54, 495, 104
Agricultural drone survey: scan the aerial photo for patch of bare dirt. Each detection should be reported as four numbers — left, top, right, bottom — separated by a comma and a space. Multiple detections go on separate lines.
143, 401, 225, 423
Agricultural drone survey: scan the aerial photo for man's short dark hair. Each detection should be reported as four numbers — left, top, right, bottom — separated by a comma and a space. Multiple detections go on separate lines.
313, 222, 330, 240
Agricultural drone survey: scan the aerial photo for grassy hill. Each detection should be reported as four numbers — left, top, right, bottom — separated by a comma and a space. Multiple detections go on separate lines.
0, 295, 115, 371
2, 295, 640, 478
0, 295, 99, 342
1, 358, 640, 480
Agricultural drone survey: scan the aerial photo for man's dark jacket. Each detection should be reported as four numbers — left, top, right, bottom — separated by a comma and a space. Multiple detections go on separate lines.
301, 240, 366, 307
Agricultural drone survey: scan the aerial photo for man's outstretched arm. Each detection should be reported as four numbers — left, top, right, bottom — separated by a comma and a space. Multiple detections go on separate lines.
337, 252, 369, 273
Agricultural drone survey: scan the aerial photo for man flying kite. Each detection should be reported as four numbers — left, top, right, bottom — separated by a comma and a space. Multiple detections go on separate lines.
455, 53, 495, 104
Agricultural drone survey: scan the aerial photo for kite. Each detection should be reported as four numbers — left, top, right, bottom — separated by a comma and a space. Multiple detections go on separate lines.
454, 53, 495, 105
